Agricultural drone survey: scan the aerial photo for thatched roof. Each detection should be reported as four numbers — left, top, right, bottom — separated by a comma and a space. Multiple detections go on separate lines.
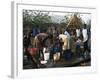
67, 14, 82, 29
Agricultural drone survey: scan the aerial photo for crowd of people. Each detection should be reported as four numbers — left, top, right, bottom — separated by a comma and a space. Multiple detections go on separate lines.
23, 24, 91, 67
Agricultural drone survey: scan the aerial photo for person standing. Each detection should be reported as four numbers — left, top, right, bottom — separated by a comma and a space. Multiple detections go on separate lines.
64, 29, 71, 39
32, 28, 39, 37
82, 24, 90, 58
76, 28, 81, 38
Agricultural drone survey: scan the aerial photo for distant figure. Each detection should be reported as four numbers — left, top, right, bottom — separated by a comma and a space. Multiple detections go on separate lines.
64, 29, 71, 39
52, 38, 61, 62
23, 33, 31, 50
75, 37, 83, 57
32, 28, 39, 37
70, 31, 76, 55
76, 28, 81, 37
37, 37, 44, 60
82, 25, 88, 43
59, 34, 70, 51
25, 48, 38, 68
82, 24, 90, 56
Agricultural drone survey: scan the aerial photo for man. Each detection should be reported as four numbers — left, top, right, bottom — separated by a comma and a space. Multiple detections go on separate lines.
64, 29, 71, 39
32, 28, 39, 37
76, 28, 81, 38
82, 24, 90, 58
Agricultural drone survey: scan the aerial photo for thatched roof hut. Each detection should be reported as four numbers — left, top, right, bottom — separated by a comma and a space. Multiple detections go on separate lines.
67, 14, 82, 29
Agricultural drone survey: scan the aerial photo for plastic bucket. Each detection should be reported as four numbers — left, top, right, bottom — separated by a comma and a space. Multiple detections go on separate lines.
44, 52, 50, 61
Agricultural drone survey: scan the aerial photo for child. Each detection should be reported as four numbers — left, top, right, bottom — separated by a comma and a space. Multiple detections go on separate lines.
75, 37, 83, 58
52, 38, 61, 62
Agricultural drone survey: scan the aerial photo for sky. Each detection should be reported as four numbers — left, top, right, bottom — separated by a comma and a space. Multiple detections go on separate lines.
49, 12, 91, 24
24, 10, 91, 24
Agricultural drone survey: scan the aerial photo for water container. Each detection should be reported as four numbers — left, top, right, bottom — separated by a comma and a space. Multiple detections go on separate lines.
44, 52, 50, 61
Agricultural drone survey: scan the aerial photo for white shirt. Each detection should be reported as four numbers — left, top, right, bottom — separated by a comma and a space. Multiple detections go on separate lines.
64, 31, 71, 39
76, 29, 81, 37
82, 29, 88, 42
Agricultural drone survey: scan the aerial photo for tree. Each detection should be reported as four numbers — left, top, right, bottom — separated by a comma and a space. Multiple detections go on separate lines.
23, 10, 52, 30
23, 10, 33, 27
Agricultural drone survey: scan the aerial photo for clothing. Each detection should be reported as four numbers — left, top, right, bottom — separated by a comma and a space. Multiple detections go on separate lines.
23, 36, 30, 48
32, 28, 39, 37
83, 40, 90, 53
59, 34, 70, 50
76, 39, 82, 49
53, 43, 60, 53
82, 29, 88, 42
63, 49, 72, 60
63, 39, 70, 50
76, 39, 83, 57
25, 49, 38, 68
82, 29, 90, 58
64, 31, 71, 39
76, 29, 81, 37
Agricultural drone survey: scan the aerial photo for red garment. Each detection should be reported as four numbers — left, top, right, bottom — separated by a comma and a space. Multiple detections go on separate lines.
28, 48, 37, 56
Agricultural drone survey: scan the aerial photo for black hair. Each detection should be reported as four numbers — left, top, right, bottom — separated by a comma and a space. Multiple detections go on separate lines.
84, 24, 87, 29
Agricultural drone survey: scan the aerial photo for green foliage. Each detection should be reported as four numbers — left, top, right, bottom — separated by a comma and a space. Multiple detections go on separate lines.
23, 10, 52, 28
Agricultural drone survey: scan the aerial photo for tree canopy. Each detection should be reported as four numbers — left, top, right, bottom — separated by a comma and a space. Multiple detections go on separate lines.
23, 10, 52, 29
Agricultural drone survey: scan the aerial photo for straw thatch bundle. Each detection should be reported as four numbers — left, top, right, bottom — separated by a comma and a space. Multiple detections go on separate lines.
67, 14, 82, 29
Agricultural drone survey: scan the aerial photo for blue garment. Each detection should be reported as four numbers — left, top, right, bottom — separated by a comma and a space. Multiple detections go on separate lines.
32, 28, 39, 37
63, 50, 72, 60
53, 43, 60, 53
76, 43, 80, 49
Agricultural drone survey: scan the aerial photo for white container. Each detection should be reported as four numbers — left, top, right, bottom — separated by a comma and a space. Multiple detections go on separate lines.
40, 60, 47, 64
44, 52, 50, 61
